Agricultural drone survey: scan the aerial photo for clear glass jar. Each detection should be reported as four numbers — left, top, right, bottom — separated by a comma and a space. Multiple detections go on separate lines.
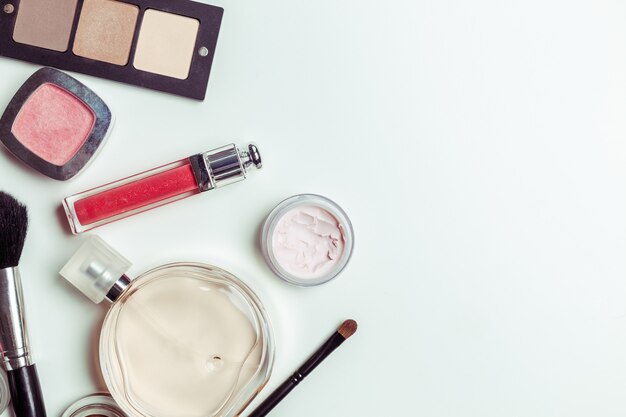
61, 238, 274, 417
261, 194, 355, 286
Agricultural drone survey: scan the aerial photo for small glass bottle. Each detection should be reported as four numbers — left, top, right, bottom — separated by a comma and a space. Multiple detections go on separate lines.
60, 236, 274, 417
63, 143, 262, 234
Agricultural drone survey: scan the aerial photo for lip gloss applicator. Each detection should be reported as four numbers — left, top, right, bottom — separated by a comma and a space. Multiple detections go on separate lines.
63, 143, 262, 234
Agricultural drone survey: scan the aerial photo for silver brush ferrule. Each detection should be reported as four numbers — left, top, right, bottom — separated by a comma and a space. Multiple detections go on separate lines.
0, 267, 33, 370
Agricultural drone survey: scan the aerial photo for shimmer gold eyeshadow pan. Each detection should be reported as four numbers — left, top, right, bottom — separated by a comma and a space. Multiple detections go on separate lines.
0, 0, 223, 100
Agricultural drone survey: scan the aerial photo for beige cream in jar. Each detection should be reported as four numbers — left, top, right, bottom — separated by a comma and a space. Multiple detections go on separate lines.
60, 236, 274, 417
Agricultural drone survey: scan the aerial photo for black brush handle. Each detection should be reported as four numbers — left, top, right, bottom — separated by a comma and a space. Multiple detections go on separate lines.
247, 376, 298, 417
247, 332, 346, 417
8, 365, 47, 417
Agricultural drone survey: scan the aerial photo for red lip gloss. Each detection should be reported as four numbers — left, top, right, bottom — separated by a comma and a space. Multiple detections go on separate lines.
63, 143, 262, 234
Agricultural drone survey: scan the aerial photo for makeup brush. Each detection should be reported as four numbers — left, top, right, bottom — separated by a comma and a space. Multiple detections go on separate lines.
0, 192, 47, 417
247, 319, 358, 417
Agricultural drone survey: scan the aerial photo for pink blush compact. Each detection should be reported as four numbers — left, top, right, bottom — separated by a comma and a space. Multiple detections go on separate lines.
12, 83, 95, 166
0, 67, 112, 180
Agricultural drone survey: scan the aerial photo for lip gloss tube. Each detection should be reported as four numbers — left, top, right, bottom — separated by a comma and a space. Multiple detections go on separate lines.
63, 143, 262, 234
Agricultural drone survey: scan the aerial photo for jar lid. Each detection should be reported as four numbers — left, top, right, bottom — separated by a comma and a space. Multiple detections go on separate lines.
0, 368, 10, 415
62, 393, 127, 417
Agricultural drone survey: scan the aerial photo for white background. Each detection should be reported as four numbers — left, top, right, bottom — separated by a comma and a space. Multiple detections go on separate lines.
0, 0, 623, 416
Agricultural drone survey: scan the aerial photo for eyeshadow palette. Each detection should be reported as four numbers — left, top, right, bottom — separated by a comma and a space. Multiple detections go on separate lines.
0, 67, 112, 180
0, 0, 223, 100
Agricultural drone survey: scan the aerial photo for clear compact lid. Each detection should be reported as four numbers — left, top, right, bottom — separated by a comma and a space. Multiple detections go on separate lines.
62, 393, 127, 417
60, 236, 132, 304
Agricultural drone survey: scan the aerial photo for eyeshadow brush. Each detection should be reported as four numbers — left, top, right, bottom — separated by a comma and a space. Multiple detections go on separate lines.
247, 319, 358, 417
0, 192, 47, 417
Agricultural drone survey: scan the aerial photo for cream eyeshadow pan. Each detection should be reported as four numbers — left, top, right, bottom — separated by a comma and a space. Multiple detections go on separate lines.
0, 0, 223, 100
134, 10, 200, 80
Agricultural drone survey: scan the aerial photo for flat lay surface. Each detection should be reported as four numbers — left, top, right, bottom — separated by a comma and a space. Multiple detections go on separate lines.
0, 0, 623, 416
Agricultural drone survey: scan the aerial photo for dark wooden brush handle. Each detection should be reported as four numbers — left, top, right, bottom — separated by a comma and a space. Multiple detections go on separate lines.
247, 332, 346, 417
247, 376, 298, 417
298, 332, 344, 378
8, 365, 47, 417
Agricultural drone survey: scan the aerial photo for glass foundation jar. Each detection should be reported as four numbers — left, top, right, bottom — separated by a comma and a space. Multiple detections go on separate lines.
61, 237, 274, 417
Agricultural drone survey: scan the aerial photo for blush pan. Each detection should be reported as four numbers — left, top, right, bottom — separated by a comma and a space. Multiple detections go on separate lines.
12, 83, 96, 166
0, 0, 223, 100
0, 67, 113, 180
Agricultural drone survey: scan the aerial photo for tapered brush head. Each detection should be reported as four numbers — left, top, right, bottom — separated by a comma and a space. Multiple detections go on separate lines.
338, 319, 358, 339
0, 192, 28, 269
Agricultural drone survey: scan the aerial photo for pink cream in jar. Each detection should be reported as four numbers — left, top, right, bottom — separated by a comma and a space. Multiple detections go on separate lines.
261, 194, 354, 286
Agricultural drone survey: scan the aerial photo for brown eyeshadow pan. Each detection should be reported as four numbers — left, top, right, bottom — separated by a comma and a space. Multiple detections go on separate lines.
13, 0, 79, 52
0, 0, 224, 100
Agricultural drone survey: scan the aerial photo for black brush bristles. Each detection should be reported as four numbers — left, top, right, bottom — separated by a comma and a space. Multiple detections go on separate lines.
0, 192, 28, 269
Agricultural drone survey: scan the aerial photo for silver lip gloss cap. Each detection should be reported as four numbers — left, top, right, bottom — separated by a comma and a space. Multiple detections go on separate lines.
191, 143, 262, 192
241, 143, 262, 169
